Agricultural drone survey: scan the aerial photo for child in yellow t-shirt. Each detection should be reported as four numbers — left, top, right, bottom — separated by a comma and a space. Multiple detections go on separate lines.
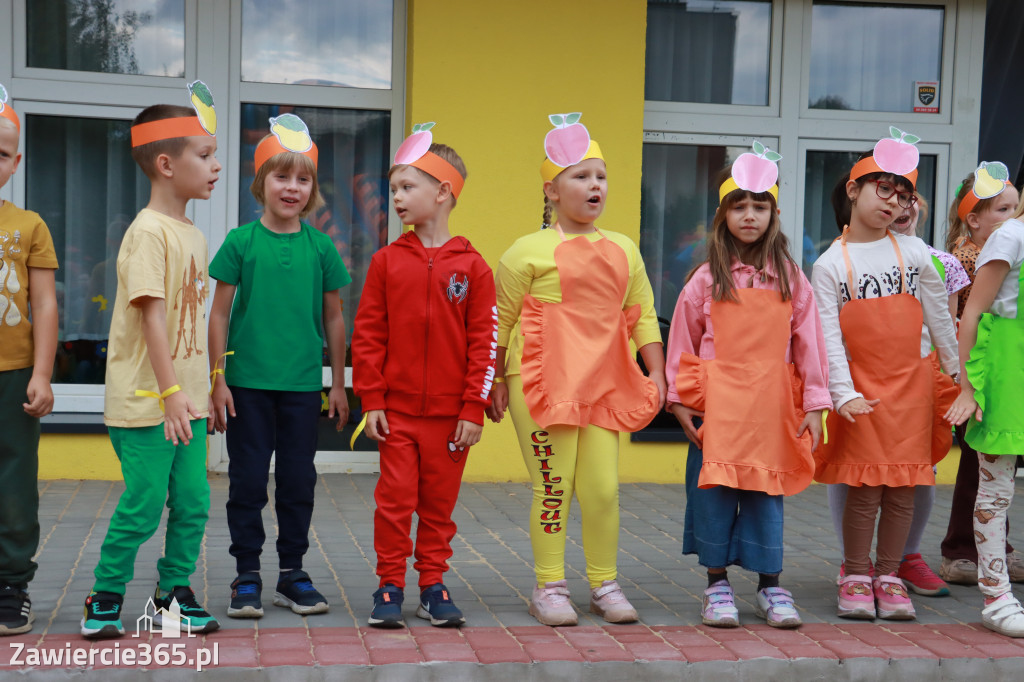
0, 85, 59, 637
81, 83, 222, 640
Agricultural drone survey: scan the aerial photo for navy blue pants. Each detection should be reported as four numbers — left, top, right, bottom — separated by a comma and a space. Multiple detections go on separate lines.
225, 386, 321, 573
683, 437, 785, 574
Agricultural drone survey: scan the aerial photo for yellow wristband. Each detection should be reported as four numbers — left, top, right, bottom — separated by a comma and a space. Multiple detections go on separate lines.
821, 409, 829, 445
350, 412, 369, 450
135, 384, 182, 413
493, 376, 506, 384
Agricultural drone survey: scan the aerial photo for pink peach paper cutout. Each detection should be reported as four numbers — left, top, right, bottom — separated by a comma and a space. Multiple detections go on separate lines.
732, 141, 782, 193
873, 126, 920, 176
394, 121, 435, 165
544, 113, 590, 167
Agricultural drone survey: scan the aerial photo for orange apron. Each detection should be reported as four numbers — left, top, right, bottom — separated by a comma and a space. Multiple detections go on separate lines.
674, 287, 813, 496
815, 230, 955, 486
519, 225, 660, 431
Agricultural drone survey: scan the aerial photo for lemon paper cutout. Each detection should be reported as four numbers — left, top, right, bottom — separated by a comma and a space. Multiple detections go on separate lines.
187, 80, 217, 136
0, 82, 7, 111
269, 114, 313, 153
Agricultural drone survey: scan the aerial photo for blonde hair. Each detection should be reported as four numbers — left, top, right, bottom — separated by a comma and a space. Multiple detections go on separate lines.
250, 143, 325, 219
945, 172, 1005, 252
387, 142, 467, 208
691, 168, 795, 302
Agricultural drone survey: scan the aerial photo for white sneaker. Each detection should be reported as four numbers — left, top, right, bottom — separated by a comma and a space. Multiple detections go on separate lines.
589, 580, 638, 623
529, 580, 577, 626
981, 593, 1024, 637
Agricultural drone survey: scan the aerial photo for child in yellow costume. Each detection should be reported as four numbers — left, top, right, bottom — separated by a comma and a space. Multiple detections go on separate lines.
488, 113, 664, 626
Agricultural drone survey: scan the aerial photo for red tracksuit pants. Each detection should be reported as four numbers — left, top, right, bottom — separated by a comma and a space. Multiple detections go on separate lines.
374, 411, 469, 589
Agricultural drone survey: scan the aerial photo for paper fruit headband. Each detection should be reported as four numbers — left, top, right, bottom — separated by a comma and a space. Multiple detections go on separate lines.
849, 126, 920, 187
393, 122, 464, 199
254, 113, 318, 172
540, 113, 604, 184
720, 141, 781, 203
130, 80, 216, 147
0, 83, 19, 131
958, 161, 1013, 221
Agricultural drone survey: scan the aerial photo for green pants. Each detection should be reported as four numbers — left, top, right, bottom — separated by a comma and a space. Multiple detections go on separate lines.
93, 420, 210, 595
0, 367, 40, 588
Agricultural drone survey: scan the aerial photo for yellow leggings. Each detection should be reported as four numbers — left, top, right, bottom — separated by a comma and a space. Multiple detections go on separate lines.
507, 375, 620, 588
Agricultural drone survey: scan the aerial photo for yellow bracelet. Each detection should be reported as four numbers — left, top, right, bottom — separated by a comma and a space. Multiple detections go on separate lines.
135, 384, 182, 413
209, 351, 235, 394
493, 376, 506, 384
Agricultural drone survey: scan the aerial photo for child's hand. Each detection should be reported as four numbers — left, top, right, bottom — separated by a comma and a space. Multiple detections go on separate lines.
454, 419, 483, 448
23, 374, 54, 418
164, 391, 200, 446
365, 410, 389, 442
945, 388, 980, 425
328, 385, 349, 431
667, 403, 704, 449
211, 381, 235, 434
838, 397, 879, 423
486, 382, 509, 423
652, 374, 667, 409
797, 410, 823, 452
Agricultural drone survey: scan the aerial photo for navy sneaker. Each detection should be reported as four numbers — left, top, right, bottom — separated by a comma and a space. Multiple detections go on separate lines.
0, 585, 34, 636
81, 591, 124, 639
154, 586, 220, 634
368, 584, 405, 628
273, 569, 328, 615
228, 572, 263, 618
416, 583, 465, 627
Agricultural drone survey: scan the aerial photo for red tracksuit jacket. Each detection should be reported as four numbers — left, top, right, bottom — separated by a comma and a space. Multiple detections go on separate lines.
352, 231, 497, 424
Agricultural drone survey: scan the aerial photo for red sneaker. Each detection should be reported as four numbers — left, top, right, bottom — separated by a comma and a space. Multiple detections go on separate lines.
897, 553, 950, 596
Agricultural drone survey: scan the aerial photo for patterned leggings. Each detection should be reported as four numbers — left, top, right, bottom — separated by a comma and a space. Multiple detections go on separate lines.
975, 453, 1017, 598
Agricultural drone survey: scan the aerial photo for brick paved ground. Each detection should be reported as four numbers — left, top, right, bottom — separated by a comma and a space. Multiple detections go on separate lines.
3, 474, 1024, 679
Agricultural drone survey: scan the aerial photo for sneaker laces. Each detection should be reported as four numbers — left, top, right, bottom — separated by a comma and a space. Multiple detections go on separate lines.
88, 594, 121, 615
168, 588, 203, 612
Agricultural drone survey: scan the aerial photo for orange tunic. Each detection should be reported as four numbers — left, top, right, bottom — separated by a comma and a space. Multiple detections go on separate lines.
519, 227, 660, 431
815, 231, 956, 486
675, 288, 814, 496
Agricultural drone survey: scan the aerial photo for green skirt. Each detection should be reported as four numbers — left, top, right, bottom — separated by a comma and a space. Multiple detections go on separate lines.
965, 313, 1024, 455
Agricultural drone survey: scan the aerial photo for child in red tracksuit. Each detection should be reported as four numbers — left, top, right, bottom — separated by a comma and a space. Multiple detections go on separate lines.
353, 123, 496, 629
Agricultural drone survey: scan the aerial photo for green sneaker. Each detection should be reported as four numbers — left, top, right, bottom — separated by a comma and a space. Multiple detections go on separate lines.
81, 591, 125, 639
154, 586, 220, 634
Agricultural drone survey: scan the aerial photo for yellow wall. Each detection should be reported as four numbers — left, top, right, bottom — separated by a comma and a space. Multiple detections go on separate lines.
406, 0, 669, 482
39, 434, 120, 480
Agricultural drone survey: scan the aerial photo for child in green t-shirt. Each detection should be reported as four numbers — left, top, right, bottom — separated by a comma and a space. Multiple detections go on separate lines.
208, 114, 350, 619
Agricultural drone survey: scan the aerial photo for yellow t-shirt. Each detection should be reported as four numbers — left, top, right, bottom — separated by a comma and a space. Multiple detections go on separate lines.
495, 228, 661, 376
0, 201, 59, 371
104, 209, 210, 427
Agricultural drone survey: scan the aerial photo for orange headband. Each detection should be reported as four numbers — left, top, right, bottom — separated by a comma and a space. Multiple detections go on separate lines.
958, 181, 1012, 221
131, 116, 208, 147
849, 156, 919, 188
409, 151, 465, 199
0, 104, 18, 131
254, 135, 319, 173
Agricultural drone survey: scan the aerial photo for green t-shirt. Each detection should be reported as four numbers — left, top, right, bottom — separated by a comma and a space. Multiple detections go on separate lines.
209, 220, 351, 391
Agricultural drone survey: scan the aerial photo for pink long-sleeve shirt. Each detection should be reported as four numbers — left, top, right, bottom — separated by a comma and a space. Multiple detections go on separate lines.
665, 260, 832, 413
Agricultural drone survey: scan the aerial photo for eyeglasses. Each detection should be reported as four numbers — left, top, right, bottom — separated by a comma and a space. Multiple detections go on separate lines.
871, 181, 918, 208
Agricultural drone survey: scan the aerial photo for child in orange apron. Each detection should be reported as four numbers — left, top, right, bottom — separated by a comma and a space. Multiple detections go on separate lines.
945, 170, 1024, 637
665, 144, 830, 629
811, 128, 959, 621
487, 113, 665, 626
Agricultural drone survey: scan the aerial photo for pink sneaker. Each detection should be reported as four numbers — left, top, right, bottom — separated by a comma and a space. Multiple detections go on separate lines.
701, 580, 739, 628
589, 580, 638, 623
837, 574, 875, 619
873, 574, 916, 620
529, 580, 577, 626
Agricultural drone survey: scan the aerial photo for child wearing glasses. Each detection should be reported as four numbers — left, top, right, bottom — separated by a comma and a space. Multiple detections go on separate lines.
811, 129, 959, 621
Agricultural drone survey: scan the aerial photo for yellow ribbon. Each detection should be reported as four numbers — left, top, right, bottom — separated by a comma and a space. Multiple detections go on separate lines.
135, 384, 182, 413
209, 351, 235, 394
821, 409, 829, 445
350, 412, 369, 450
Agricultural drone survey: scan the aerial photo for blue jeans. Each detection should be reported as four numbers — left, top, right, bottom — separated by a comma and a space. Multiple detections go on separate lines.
683, 437, 785, 574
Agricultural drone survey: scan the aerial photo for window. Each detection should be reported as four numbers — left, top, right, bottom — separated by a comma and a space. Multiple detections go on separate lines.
24, 113, 149, 385
27, 0, 186, 77
241, 0, 393, 89
237, 103, 391, 344
809, 1, 944, 113
802, 149, 937, 274
645, 0, 772, 106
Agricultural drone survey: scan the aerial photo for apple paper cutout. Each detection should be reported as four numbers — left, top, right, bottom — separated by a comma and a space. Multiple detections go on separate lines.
873, 127, 920, 177
732, 141, 782, 193
394, 122, 435, 165
544, 113, 590, 167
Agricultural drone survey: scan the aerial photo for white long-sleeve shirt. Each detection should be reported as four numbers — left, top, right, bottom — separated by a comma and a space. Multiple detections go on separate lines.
810, 232, 958, 410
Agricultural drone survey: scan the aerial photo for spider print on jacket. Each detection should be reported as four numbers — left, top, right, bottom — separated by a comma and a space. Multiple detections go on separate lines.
839, 265, 920, 303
